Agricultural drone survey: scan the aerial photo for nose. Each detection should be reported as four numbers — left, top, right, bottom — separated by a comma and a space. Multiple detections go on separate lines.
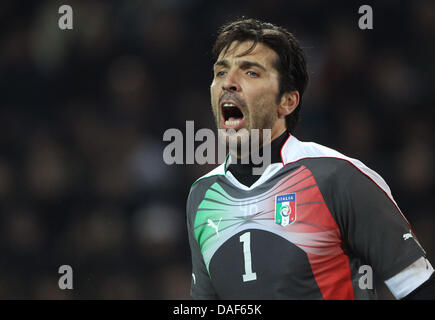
222, 70, 241, 92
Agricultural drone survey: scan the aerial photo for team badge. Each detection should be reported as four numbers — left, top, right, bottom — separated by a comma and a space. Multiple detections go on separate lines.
275, 193, 296, 226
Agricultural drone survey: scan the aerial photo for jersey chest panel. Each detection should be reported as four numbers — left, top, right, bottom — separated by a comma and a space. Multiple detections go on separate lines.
193, 164, 354, 299
209, 229, 323, 299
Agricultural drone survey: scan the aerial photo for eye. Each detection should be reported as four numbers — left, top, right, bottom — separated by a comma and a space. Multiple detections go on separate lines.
216, 70, 227, 77
247, 71, 259, 78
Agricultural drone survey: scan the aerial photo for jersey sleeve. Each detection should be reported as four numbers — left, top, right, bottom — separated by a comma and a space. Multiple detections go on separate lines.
186, 185, 218, 299
332, 162, 426, 281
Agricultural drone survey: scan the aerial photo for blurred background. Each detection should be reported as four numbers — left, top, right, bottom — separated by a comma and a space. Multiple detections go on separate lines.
0, 0, 433, 299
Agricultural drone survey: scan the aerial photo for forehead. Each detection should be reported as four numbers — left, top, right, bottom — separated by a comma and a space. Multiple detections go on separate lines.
217, 41, 278, 68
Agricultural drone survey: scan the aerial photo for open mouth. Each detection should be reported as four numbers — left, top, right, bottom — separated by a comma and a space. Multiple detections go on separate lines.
221, 101, 245, 129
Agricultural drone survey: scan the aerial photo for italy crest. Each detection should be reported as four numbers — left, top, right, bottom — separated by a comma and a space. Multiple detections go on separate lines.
275, 193, 296, 226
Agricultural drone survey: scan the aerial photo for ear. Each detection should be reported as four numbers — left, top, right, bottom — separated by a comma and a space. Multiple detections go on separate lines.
277, 91, 300, 118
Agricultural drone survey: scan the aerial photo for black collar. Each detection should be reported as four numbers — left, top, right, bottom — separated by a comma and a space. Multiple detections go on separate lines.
227, 131, 289, 187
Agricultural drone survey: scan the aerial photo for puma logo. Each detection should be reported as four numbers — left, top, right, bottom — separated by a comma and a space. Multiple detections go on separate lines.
403, 231, 413, 240
207, 217, 222, 236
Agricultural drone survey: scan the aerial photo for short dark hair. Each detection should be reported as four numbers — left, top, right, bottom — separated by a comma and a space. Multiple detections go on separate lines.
212, 18, 309, 133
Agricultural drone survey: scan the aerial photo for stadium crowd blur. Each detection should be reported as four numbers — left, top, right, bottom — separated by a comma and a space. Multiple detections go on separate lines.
0, 0, 434, 299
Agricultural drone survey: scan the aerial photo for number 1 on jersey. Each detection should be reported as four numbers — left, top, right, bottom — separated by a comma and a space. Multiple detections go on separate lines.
239, 232, 257, 282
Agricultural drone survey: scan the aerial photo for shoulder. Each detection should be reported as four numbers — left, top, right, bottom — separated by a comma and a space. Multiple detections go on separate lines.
187, 161, 227, 209
282, 135, 394, 202
190, 162, 226, 191
281, 135, 365, 170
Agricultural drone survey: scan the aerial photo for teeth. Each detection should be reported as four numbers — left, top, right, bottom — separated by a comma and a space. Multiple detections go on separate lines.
223, 103, 236, 107
225, 120, 240, 126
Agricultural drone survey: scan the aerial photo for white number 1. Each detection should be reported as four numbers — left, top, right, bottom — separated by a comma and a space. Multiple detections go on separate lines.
239, 232, 257, 282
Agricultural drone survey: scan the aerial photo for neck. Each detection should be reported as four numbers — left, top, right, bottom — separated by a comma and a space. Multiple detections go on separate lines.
226, 130, 290, 187
229, 130, 289, 166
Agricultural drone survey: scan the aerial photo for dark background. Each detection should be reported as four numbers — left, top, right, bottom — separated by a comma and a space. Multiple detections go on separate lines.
0, 0, 433, 299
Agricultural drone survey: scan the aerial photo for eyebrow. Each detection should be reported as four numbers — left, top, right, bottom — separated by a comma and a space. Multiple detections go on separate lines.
213, 59, 267, 71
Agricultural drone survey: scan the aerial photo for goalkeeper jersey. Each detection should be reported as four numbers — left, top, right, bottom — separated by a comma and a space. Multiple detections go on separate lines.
186, 134, 427, 299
